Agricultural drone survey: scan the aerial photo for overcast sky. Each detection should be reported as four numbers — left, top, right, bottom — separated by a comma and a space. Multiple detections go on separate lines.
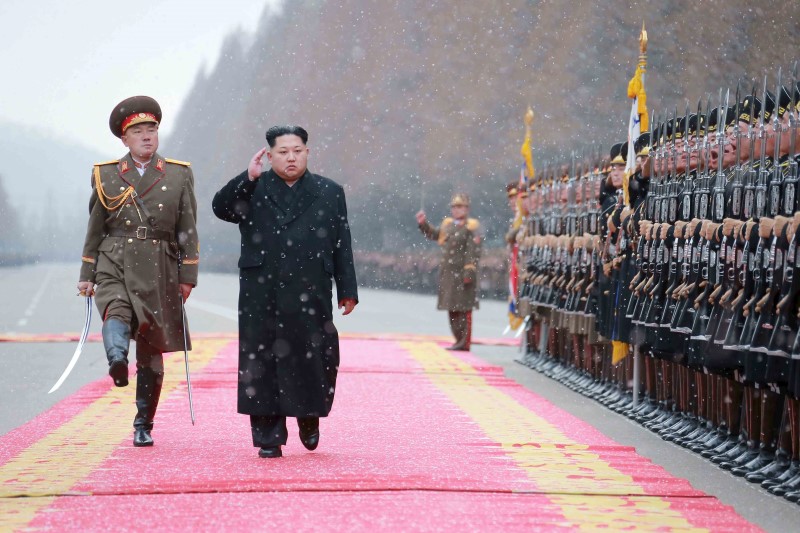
1, 0, 278, 155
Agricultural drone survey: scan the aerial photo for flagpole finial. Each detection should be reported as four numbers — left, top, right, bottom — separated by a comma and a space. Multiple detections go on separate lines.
524, 107, 534, 128
639, 21, 648, 54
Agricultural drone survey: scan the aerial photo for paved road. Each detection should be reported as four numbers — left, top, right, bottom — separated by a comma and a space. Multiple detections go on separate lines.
1, 262, 798, 531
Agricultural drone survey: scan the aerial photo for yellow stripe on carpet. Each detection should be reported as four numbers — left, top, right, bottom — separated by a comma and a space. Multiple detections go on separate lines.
0, 339, 227, 531
401, 341, 706, 532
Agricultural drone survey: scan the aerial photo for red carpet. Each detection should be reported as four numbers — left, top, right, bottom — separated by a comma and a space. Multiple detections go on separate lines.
0, 336, 761, 531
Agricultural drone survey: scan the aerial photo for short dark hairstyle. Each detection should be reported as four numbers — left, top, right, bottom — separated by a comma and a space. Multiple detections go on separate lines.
265, 125, 309, 147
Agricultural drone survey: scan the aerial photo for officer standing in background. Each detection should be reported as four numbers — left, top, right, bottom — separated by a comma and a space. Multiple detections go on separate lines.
416, 193, 482, 351
76, 96, 200, 448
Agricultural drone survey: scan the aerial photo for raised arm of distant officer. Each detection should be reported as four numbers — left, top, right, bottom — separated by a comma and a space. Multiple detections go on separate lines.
416, 210, 442, 241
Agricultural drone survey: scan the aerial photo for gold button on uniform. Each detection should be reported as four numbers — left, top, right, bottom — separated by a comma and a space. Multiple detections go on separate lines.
158, 203, 164, 210
125, 220, 131, 226
120, 186, 125, 191
153, 240, 158, 244
127, 238, 133, 243
161, 186, 167, 191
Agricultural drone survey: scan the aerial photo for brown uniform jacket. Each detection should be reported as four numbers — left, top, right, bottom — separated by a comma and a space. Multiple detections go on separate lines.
420, 217, 481, 311
79, 152, 199, 352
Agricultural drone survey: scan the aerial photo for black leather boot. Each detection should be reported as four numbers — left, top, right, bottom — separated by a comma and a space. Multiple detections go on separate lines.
711, 434, 748, 464
771, 470, 800, 497
102, 318, 130, 387
133, 365, 164, 447
731, 446, 776, 477
720, 441, 760, 471
745, 448, 790, 484
763, 460, 799, 490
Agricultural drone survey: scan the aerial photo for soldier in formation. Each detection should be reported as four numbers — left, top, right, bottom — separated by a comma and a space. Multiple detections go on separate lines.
516, 73, 800, 503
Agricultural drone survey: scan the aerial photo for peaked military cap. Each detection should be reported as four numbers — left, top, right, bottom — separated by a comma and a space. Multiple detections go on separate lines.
651, 123, 663, 149
109, 96, 162, 138
688, 114, 704, 136
450, 193, 471, 206
609, 142, 625, 165
506, 181, 519, 197
706, 106, 737, 133
737, 95, 762, 125
794, 81, 800, 111
664, 118, 676, 142
764, 87, 793, 118
634, 132, 651, 156
673, 116, 689, 140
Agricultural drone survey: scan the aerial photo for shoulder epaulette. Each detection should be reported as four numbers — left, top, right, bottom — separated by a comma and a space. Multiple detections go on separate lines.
165, 158, 191, 166
466, 218, 480, 232
441, 217, 454, 226
94, 160, 119, 166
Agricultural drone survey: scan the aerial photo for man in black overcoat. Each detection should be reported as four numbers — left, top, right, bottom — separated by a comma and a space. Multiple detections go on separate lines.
212, 125, 358, 458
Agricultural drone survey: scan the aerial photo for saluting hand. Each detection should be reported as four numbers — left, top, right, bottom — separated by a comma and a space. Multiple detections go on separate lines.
415, 210, 427, 225
248, 147, 268, 181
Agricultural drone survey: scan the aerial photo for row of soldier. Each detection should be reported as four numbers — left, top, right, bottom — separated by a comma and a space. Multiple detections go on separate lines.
510, 71, 800, 502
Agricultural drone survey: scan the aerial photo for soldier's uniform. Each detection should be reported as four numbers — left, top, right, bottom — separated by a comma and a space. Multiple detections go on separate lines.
78, 96, 199, 446
419, 193, 482, 350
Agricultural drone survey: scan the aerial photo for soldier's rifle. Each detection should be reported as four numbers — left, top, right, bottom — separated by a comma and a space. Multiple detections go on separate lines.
743, 80, 758, 220
731, 82, 745, 219
588, 150, 602, 234
754, 74, 770, 220
577, 150, 588, 236
669, 108, 680, 223
566, 151, 578, 237
655, 114, 667, 224
769, 68, 784, 217
646, 109, 658, 222
712, 89, 730, 223
784, 62, 799, 215
695, 96, 711, 220
680, 102, 693, 222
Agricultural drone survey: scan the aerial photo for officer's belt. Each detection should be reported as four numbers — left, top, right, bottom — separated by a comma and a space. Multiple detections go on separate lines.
107, 227, 175, 241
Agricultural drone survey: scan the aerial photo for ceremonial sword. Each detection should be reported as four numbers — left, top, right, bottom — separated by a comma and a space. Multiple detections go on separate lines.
181, 296, 196, 425
48, 296, 93, 394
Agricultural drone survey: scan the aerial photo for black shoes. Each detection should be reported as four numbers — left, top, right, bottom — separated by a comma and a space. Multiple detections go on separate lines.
258, 446, 282, 458
109, 357, 129, 387
300, 429, 320, 451
133, 428, 153, 447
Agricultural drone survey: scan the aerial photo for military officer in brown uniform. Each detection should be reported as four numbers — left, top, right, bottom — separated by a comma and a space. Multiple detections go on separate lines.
76, 96, 200, 447
416, 193, 482, 350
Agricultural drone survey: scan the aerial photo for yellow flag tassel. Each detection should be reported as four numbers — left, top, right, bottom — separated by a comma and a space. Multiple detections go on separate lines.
520, 107, 535, 180
622, 169, 631, 208
611, 341, 630, 365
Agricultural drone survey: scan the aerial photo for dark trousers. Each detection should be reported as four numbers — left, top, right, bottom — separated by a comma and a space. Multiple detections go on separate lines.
250, 416, 319, 447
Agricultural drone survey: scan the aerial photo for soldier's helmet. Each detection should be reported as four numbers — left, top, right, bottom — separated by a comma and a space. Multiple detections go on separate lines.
450, 193, 471, 206
109, 96, 162, 138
